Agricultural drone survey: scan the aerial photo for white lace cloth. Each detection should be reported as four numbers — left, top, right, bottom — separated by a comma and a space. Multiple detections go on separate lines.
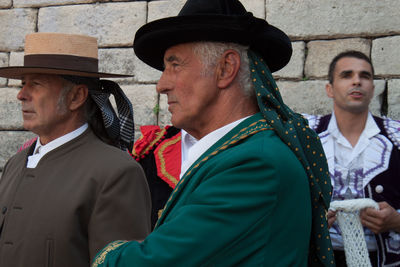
330, 199, 379, 267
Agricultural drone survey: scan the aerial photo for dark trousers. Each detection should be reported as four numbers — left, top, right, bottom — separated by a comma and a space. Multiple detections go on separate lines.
334, 250, 378, 267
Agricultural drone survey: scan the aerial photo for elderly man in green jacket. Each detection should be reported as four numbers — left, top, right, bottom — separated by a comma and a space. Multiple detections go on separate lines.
93, 0, 334, 266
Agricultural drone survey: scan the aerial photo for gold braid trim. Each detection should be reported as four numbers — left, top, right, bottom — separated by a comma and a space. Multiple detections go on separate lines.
132, 128, 167, 157
92, 240, 128, 267
156, 135, 181, 187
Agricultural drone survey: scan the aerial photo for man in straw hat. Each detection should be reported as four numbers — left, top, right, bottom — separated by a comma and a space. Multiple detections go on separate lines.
0, 32, 151, 267
93, 0, 334, 266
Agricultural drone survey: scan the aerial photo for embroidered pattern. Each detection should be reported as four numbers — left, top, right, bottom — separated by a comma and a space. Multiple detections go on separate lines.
303, 114, 322, 131
132, 126, 167, 158
92, 240, 127, 267
383, 117, 400, 150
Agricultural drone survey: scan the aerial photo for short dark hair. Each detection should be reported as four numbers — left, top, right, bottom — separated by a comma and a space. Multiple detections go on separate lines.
328, 50, 374, 84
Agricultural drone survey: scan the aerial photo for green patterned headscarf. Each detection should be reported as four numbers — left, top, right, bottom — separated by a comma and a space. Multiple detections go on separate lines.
248, 50, 335, 266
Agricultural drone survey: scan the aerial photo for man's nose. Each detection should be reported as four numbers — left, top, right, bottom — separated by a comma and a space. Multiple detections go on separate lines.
17, 86, 27, 101
352, 74, 361, 85
156, 71, 172, 94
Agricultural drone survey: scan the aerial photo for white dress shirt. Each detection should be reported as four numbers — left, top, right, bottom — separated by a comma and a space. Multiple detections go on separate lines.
180, 116, 249, 178
327, 113, 386, 251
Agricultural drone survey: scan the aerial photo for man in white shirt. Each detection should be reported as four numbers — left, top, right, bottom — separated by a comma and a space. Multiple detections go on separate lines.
0, 32, 151, 267
305, 50, 400, 267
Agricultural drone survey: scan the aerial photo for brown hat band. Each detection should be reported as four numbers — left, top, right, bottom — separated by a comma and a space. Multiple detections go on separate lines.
24, 54, 99, 73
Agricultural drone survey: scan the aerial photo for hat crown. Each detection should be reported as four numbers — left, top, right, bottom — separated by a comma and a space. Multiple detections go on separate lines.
133, 0, 292, 73
0, 32, 131, 79
178, 0, 247, 16
25, 32, 98, 59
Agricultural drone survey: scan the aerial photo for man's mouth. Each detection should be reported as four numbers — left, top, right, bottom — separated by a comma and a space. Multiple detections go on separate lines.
350, 92, 362, 96
348, 89, 364, 98
168, 99, 177, 105
22, 109, 35, 115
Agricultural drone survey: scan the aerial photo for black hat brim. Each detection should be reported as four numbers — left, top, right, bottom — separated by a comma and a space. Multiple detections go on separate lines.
134, 14, 292, 72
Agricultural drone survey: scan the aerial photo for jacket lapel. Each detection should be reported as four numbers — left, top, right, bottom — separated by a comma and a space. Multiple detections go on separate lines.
155, 114, 272, 227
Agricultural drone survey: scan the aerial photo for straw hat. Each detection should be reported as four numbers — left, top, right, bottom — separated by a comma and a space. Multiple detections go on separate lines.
133, 0, 292, 73
0, 32, 131, 79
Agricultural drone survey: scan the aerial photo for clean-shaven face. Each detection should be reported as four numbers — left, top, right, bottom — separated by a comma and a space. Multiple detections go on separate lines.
18, 74, 71, 139
326, 57, 375, 114
156, 43, 219, 134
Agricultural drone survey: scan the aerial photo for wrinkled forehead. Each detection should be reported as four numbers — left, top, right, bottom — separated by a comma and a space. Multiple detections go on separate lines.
164, 43, 196, 59
21, 74, 66, 90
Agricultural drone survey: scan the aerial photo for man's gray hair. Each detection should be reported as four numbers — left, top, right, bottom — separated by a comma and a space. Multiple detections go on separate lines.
192, 42, 254, 97
57, 79, 75, 113
59, 76, 115, 146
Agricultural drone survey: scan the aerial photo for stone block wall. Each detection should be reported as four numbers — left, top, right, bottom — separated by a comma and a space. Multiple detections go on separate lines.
0, 0, 399, 172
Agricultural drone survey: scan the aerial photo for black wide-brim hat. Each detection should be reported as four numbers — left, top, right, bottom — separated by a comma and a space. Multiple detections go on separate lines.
0, 32, 131, 80
134, 0, 292, 73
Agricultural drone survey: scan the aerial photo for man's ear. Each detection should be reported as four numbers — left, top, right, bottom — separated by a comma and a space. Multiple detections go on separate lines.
68, 84, 89, 111
325, 83, 334, 99
216, 49, 241, 89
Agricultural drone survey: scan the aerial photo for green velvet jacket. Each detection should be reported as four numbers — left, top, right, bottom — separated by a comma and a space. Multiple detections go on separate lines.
93, 113, 312, 267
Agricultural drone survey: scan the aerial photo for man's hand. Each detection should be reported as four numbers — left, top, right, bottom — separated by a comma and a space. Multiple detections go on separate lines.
327, 210, 337, 228
360, 201, 400, 234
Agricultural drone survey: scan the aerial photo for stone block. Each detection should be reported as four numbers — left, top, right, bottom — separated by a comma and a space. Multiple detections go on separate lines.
305, 38, 371, 78
0, 131, 36, 171
7, 52, 24, 87
241, 0, 265, 19
0, 87, 23, 130
148, 0, 185, 21
38, 2, 147, 47
0, 53, 8, 86
0, 9, 37, 51
388, 79, 400, 120
372, 36, 400, 76
133, 54, 162, 83
148, 0, 264, 22
98, 48, 135, 84
13, 0, 95, 8
278, 80, 332, 115
0, 0, 11, 8
370, 80, 386, 117
159, 93, 172, 127
277, 79, 384, 116
274, 41, 305, 79
9, 51, 24, 66
122, 84, 158, 127
265, 0, 400, 39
